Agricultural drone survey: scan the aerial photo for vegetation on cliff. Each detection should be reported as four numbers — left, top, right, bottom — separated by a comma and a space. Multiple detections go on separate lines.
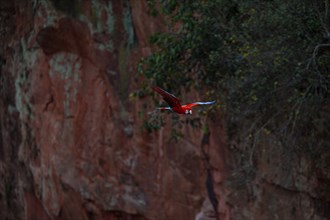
137, 0, 330, 153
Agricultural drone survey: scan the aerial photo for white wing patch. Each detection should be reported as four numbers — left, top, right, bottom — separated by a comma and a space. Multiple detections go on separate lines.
193, 101, 216, 105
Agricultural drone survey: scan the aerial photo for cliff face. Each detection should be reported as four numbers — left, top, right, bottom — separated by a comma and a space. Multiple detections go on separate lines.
0, 1, 329, 220
0, 1, 227, 219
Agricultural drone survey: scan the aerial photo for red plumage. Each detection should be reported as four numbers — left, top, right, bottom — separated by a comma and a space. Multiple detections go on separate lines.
152, 86, 216, 115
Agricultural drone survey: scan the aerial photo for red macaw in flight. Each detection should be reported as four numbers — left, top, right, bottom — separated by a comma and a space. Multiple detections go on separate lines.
152, 86, 216, 115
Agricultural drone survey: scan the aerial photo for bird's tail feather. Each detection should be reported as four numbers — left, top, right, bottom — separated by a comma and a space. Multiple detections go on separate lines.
157, 107, 172, 111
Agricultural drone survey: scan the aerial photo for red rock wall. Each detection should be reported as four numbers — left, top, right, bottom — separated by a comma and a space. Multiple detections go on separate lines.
1, 1, 329, 220
0, 1, 227, 220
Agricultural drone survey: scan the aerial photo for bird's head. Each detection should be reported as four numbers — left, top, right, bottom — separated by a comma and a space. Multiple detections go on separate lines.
185, 109, 192, 115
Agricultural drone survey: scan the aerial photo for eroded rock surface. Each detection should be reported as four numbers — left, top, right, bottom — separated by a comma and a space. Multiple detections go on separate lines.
0, 1, 227, 220
0, 1, 329, 220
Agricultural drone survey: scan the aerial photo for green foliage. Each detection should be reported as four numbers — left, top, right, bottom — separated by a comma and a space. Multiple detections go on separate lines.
137, 0, 330, 149
50, 0, 81, 18
143, 110, 164, 133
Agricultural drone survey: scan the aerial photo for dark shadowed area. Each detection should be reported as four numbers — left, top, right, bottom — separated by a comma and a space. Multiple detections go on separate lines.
0, 0, 329, 220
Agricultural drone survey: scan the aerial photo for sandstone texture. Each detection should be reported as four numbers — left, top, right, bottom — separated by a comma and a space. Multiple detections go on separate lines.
0, 1, 329, 220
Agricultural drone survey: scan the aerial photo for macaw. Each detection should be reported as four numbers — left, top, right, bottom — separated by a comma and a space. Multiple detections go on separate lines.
152, 86, 216, 115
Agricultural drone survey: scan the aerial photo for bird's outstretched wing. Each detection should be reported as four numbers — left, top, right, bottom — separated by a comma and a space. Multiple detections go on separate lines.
152, 86, 182, 108
184, 101, 216, 108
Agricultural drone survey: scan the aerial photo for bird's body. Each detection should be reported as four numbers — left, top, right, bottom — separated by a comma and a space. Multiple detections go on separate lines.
152, 86, 216, 115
